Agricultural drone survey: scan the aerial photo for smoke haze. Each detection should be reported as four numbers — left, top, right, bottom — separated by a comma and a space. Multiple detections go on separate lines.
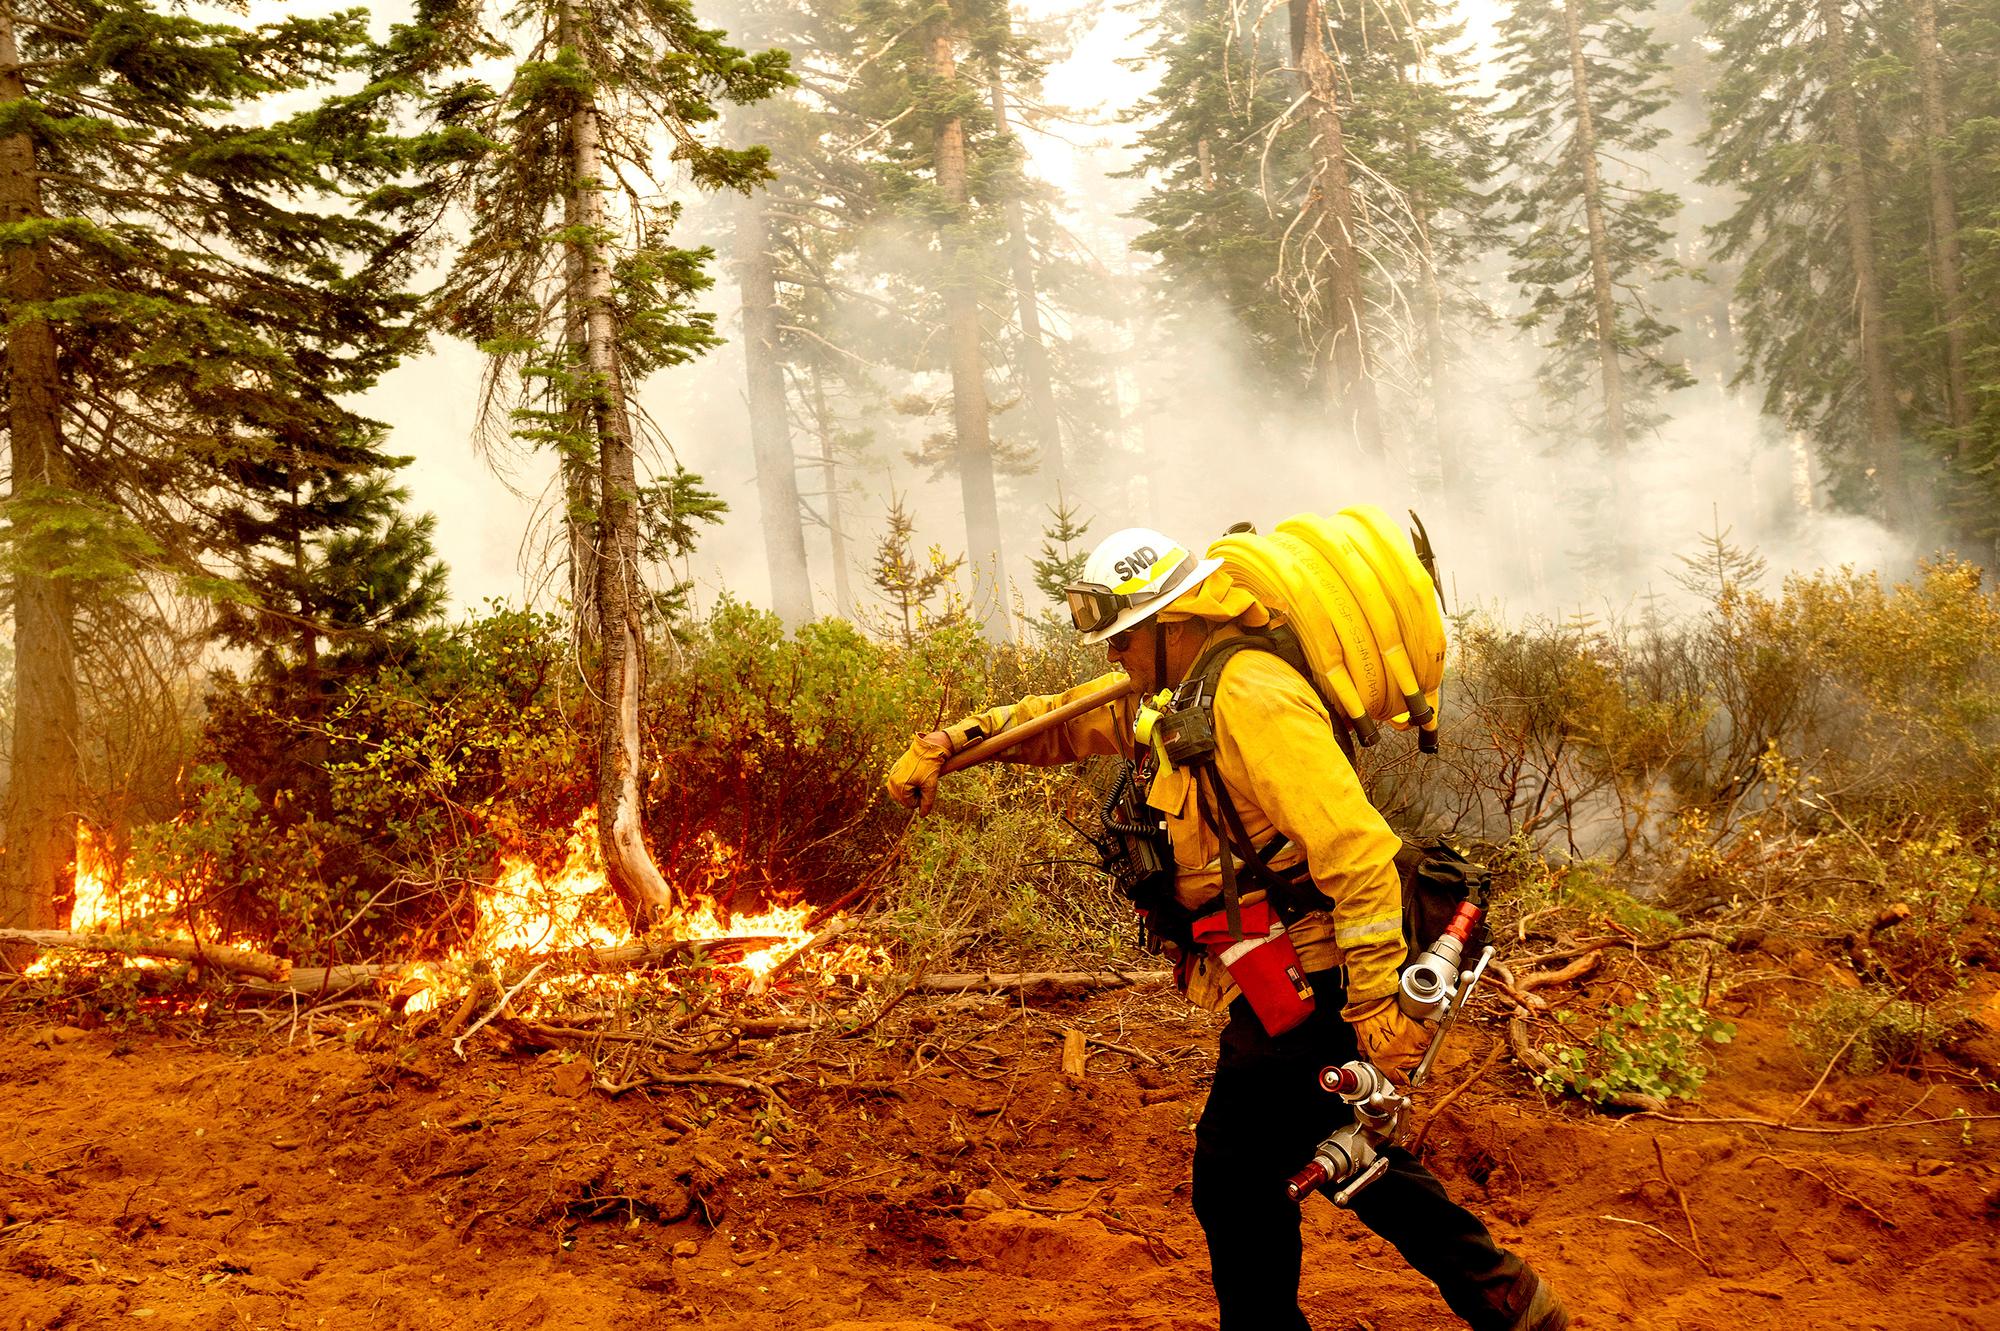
350, 0, 1917, 632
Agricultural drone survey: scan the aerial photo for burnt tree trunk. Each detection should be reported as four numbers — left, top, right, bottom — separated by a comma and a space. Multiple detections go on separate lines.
1820, 0, 1906, 516
1291, 0, 1382, 458
1560, 0, 1628, 456
0, 12, 77, 932
931, 14, 1009, 639
563, 3, 674, 929
734, 183, 814, 626
989, 70, 1065, 488
1912, 0, 1973, 446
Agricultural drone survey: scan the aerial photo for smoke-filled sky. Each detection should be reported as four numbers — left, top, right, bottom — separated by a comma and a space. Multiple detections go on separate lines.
330, 0, 1907, 632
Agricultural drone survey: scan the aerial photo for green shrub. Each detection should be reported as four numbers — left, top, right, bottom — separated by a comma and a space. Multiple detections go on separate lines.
1537, 977, 1734, 1104
125, 765, 327, 948
883, 798, 1130, 965
1789, 986, 1969, 1076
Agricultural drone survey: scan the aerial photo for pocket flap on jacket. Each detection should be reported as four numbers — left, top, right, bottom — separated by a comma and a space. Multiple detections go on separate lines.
1146, 764, 1189, 818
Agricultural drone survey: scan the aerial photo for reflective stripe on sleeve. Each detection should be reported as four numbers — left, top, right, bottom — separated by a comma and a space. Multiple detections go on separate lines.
1335, 911, 1403, 947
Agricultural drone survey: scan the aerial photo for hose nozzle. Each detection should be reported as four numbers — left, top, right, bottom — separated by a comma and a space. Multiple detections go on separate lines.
1284, 1124, 1376, 1202
1398, 902, 1484, 1021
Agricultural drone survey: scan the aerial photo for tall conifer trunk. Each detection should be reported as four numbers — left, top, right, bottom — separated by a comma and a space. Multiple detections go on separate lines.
1290, 0, 1382, 458
1911, 0, 1973, 446
1819, 0, 1905, 515
1395, 63, 1453, 497
1560, 0, 1628, 455
930, 12, 1008, 638
734, 181, 814, 625
989, 69, 1064, 487
563, 3, 674, 928
809, 365, 856, 617
0, 12, 76, 931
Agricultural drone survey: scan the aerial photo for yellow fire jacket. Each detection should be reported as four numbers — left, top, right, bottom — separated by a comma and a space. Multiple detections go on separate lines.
944, 636, 1407, 1019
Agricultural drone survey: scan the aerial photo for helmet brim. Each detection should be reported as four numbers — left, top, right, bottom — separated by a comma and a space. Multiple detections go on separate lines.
1078, 557, 1225, 644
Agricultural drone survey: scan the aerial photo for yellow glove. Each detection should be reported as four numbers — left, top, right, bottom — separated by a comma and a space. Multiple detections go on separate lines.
885, 730, 953, 814
1347, 994, 1430, 1077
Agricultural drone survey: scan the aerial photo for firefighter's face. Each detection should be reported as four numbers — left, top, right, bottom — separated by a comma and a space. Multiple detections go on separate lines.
1105, 620, 1159, 693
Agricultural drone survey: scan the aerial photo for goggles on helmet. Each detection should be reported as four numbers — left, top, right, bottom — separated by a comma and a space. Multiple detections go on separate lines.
1062, 546, 1196, 635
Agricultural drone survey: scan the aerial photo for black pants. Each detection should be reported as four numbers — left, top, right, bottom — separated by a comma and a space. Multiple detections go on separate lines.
1191, 975, 1538, 1331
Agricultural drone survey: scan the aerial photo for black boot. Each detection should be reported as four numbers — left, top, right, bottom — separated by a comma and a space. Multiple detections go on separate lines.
1510, 1274, 1570, 1331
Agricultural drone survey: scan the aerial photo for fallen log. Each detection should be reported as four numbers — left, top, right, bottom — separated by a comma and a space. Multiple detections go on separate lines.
0, 929, 290, 983
241, 964, 389, 996
568, 936, 791, 970
231, 934, 797, 998
911, 969, 1173, 994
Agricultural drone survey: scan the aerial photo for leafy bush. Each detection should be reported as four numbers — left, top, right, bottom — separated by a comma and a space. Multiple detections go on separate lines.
642, 602, 931, 912
125, 765, 326, 949
171, 594, 1114, 961
1537, 977, 1735, 1104
196, 605, 591, 959
1789, 986, 1968, 1077
1394, 548, 2000, 867
884, 795, 1129, 965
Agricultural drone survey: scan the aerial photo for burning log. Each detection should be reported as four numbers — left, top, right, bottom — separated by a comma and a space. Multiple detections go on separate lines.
0, 929, 291, 982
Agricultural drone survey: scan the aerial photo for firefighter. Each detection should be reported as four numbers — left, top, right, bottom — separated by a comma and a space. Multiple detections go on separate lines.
885, 527, 1570, 1331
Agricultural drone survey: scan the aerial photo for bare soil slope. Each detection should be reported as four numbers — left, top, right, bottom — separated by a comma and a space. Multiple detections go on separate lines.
3, 962, 1998, 1331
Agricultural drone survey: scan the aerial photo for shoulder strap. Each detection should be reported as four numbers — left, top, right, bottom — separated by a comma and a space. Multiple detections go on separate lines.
1179, 629, 1346, 939
1186, 625, 1357, 768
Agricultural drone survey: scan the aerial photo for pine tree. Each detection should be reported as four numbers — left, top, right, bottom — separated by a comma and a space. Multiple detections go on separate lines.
214, 455, 448, 814
909, 0, 1007, 636
1646, 0, 1739, 389
1289, 0, 1382, 453
1497, 0, 1693, 455
718, 0, 850, 629
1917, 1, 2000, 548
216, 438, 449, 708
733, 157, 814, 627
1910, 0, 1974, 447
867, 494, 967, 647
1872, 0, 2000, 549
695, 0, 884, 624
636, 466, 728, 636
0, 2, 420, 930
406, 0, 786, 928
1700, 0, 1909, 516
1127, 0, 1319, 393
975, 6, 1066, 487
841, 0, 1091, 639
1028, 492, 1091, 607
1126, 0, 1495, 459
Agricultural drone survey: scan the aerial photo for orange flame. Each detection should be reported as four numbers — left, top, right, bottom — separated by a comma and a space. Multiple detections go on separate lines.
39, 810, 886, 1006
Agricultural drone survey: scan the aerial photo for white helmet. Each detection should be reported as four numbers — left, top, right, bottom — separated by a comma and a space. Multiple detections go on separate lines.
1063, 527, 1224, 645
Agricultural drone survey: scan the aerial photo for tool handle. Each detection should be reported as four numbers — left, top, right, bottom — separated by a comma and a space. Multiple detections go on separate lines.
941, 677, 1136, 774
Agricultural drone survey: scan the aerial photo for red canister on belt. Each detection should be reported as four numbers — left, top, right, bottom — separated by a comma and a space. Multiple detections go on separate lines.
1191, 897, 1317, 1035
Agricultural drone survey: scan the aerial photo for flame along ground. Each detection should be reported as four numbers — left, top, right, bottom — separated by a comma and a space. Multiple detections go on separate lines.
48, 811, 885, 1004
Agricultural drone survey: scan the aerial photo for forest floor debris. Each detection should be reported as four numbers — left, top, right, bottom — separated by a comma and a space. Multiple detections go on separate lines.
3, 932, 1999, 1331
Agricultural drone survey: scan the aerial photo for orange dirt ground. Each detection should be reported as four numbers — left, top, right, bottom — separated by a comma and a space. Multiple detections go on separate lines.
3, 951, 1999, 1331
